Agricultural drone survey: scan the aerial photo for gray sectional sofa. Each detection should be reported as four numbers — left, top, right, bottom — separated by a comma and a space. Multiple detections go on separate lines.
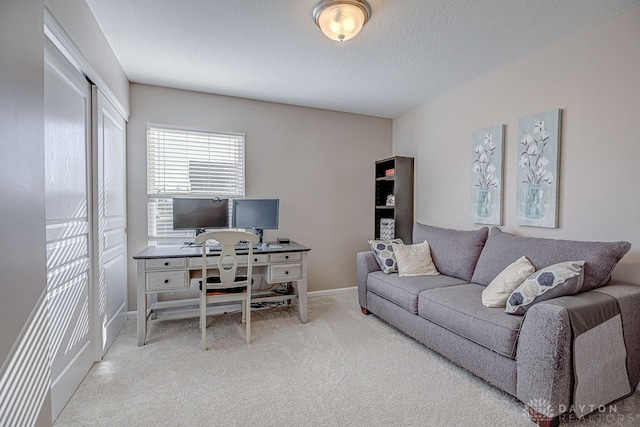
357, 223, 640, 426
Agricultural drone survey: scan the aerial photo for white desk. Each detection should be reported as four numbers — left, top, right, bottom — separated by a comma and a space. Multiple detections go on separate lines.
133, 242, 310, 346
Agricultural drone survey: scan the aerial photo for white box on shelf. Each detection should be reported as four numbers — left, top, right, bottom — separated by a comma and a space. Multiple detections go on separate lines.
380, 218, 395, 240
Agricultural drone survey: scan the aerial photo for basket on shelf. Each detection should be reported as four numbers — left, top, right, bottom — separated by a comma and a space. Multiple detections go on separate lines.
380, 218, 395, 240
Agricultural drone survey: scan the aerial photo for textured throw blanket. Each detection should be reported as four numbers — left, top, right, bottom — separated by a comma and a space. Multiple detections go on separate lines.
548, 292, 632, 418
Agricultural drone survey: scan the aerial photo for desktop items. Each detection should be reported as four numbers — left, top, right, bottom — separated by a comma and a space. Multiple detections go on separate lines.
232, 198, 279, 243
172, 197, 229, 236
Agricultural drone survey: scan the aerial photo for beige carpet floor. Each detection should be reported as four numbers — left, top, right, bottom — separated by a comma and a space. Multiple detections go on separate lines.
54, 288, 640, 426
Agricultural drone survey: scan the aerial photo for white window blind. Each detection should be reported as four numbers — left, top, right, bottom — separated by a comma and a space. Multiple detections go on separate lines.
147, 125, 245, 241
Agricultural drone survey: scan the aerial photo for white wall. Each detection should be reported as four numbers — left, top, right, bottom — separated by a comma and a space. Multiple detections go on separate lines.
0, 1, 51, 425
0, 0, 46, 363
127, 84, 392, 307
393, 6, 640, 285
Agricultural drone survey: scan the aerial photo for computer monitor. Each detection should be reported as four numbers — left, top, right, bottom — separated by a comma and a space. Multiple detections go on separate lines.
172, 197, 229, 235
232, 199, 279, 243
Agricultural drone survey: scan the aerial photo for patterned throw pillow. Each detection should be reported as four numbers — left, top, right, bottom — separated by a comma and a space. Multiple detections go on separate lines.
368, 239, 403, 274
505, 261, 585, 315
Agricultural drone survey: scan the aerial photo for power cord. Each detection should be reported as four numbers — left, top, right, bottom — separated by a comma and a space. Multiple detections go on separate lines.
250, 301, 285, 309
273, 283, 294, 294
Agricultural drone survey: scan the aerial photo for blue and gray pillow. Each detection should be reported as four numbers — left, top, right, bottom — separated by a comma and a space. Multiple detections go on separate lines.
368, 239, 404, 274
505, 261, 585, 315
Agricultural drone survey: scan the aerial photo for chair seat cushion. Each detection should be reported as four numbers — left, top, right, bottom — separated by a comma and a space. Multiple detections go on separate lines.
199, 276, 252, 293
205, 276, 248, 284
367, 271, 467, 314
418, 284, 524, 358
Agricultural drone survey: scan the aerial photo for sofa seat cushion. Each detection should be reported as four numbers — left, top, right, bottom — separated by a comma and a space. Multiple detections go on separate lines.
418, 284, 524, 358
367, 272, 467, 314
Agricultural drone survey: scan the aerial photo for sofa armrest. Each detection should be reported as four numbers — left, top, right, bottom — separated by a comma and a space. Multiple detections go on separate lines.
516, 302, 573, 418
516, 282, 640, 418
357, 251, 380, 310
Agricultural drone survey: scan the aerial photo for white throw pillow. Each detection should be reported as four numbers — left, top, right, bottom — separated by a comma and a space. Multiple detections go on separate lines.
482, 256, 535, 308
391, 241, 439, 277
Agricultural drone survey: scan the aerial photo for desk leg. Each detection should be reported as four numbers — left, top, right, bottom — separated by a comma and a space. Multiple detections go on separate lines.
297, 278, 308, 323
298, 252, 308, 323
136, 259, 146, 346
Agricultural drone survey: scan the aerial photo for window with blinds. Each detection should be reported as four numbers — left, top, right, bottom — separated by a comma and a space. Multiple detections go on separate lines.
147, 125, 245, 241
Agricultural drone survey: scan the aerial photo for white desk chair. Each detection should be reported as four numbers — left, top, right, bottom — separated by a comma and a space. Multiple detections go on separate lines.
194, 230, 260, 350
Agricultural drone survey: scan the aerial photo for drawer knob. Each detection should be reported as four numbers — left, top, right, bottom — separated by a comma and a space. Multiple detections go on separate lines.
254, 258, 258, 262
164, 262, 169, 266
285, 271, 289, 275
164, 279, 169, 284
285, 255, 289, 259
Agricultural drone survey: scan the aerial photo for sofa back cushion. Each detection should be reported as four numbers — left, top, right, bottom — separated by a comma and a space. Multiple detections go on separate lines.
412, 222, 489, 281
471, 228, 631, 291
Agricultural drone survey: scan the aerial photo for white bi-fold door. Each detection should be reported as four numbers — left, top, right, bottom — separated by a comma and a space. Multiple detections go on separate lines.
45, 38, 128, 420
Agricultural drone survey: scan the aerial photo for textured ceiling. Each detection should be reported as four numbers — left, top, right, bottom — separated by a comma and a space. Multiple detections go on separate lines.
84, 0, 640, 118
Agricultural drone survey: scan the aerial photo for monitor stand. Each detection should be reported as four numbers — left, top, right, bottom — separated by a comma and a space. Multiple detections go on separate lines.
251, 228, 264, 244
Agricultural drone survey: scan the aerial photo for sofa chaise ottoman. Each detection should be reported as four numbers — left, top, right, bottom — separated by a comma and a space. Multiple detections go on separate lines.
357, 223, 640, 426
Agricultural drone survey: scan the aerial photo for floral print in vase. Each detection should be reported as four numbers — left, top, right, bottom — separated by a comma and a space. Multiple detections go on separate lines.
473, 133, 499, 218
519, 120, 554, 220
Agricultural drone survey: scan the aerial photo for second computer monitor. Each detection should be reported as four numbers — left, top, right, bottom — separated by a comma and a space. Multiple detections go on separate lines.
232, 199, 279, 236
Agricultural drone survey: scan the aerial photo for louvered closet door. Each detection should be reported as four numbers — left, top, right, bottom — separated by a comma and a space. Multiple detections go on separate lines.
93, 87, 128, 357
44, 38, 94, 420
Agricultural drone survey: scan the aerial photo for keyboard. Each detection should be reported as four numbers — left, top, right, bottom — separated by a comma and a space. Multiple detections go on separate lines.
206, 242, 259, 251
234, 242, 257, 249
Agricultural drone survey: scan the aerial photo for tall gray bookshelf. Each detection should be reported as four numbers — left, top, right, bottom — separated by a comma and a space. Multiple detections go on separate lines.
374, 156, 414, 243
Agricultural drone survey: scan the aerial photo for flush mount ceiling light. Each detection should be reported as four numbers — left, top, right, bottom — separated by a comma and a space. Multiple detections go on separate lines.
312, 0, 371, 42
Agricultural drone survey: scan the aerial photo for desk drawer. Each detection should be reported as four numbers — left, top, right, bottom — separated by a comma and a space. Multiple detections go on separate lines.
267, 263, 302, 282
189, 254, 268, 268
146, 271, 189, 292
269, 252, 301, 263
146, 258, 186, 270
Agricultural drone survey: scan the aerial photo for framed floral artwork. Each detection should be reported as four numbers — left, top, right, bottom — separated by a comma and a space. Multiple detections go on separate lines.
471, 124, 504, 225
516, 108, 561, 228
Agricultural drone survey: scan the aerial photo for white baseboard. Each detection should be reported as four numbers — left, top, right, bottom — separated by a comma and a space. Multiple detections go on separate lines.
307, 285, 356, 297
126, 286, 357, 320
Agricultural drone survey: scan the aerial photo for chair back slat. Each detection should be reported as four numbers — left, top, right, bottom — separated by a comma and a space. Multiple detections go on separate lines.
217, 245, 239, 286
195, 230, 260, 287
